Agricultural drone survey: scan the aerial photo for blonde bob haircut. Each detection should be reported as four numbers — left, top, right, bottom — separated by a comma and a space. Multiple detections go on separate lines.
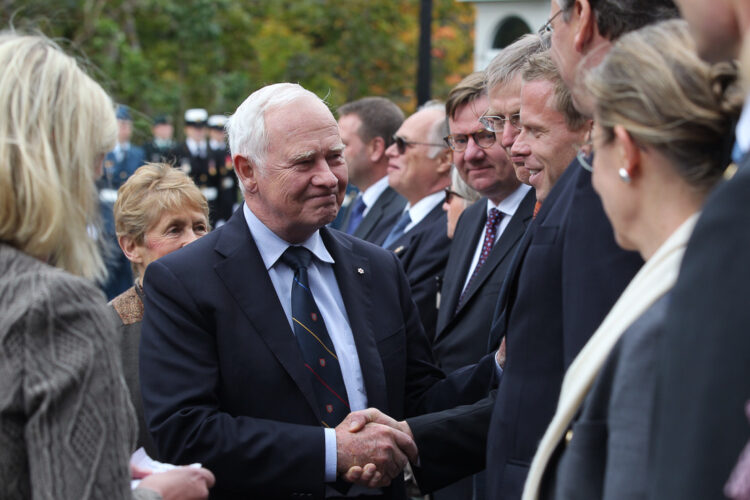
585, 19, 742, 193
0, 32, 116, 280
114, 163, 209, 247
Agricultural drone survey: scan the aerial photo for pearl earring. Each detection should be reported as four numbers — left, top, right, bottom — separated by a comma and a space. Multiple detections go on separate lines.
618, 168, 631, 184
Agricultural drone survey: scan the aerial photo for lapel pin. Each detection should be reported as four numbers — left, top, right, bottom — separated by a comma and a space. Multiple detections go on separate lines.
394, 245, 405, 254
357, 267, 365, 275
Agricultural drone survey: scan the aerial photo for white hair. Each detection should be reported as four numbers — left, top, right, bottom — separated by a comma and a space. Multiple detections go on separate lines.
226, 83, 323, 169
417, 100, 448, 160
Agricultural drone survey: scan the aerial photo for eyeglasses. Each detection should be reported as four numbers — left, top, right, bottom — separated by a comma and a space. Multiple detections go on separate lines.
392, 134, 445, 155
479, 113, 522, 133
443, 129, 496, 152
539, 10, 562, 34
444, 187, 466, 204
577, 136, 594, 172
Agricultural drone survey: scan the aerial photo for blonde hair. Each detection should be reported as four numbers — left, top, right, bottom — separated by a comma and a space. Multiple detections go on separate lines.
450, 166, 481, 204
586, 20, 742, 192
114, 163, 209, 246
0, 32, 116, 280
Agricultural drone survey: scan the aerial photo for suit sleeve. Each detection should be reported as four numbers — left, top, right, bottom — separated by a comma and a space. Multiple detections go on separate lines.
140, 260, 326, 498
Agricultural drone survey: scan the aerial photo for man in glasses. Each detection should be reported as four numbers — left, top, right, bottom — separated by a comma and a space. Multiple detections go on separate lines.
427, 69, 534, 500
337, 97, 407, 244
382, 102, 453, 340
484, 33, 549, 186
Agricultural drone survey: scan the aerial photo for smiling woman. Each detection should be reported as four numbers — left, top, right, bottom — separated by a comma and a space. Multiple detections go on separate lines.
110, 162, 209, 457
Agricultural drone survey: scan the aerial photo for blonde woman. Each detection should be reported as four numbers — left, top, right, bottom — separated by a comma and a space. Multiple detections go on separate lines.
111, 163, 210, 458
442, 166, 481, 239
0, 33, 214, 499
523, 20, 741, 500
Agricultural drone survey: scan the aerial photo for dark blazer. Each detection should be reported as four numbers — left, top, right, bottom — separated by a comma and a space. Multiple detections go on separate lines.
433, 189, 535, 373
647, 155, 750, 500
344, 186, 407, 245
485, 162, 643, 500
386, 202, 452, 341
139, 208, 498, 500
541, 295, 669, 500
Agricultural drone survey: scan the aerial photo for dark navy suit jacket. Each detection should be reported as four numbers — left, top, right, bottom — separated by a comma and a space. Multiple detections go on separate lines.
433, 190, 535, 373
139, 208, 498, 499
648, 154, 750, 500
386, 203, 452, 341
342, 186, 406, 245
484, 162, 642, 499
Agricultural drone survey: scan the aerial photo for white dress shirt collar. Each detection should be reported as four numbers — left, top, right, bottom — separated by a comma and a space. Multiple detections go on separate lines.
403, 190, 445, 232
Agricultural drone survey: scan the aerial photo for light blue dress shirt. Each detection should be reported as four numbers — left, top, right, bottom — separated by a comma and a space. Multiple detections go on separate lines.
243, 204, 368, 484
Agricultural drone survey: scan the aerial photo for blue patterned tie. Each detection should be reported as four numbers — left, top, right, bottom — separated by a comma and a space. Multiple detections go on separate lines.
382, 210, 412, 248
345, 196, 367, 235
280, 246, 350, 427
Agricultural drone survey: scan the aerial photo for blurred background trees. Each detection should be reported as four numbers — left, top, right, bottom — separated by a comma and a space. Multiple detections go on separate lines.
4, 0, 474, 141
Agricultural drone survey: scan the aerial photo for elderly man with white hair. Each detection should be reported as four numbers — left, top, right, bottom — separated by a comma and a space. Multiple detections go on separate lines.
139, 83, 500, 500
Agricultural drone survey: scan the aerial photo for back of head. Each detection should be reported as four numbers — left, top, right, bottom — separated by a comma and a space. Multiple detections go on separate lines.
0, 32, 116, 280
586, 19, 742, 193
114, 163, 209, 245
337, 97, 404, 146
522, 50, 588, 130
486, 33, 550, 91
226, 83, 325, 169
446, 71, 486, 120
558, 0, 679, 40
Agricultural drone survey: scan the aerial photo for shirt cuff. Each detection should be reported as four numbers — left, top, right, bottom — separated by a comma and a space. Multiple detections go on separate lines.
324, 427, 337, 482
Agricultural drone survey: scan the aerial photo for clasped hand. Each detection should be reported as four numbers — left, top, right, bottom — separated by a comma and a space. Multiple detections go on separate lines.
335, 408, 417, 488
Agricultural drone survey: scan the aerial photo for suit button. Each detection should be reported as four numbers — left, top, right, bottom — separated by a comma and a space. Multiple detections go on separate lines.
565, 429, 573, 444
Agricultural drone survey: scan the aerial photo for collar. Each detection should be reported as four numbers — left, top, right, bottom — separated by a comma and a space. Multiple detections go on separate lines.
243, 203, 334, 271
488, 183, 531, 218
360, 176, 391, 209
404, 190, 445, 226
736, 96, 750, 158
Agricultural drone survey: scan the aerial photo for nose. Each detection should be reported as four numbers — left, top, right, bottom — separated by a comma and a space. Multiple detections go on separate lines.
510, 129, 529, 157
312, 159, 339, 188
463, 136, 485, 163
385, 142, 398, 159
501, 123, 520, 150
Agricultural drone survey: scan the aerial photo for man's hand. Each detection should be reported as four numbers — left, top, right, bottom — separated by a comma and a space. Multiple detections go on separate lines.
335, 408, 417, 488
496, 337, 507, 368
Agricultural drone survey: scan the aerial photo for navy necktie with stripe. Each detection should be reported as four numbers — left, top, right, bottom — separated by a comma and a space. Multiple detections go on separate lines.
280, 246, 350, 427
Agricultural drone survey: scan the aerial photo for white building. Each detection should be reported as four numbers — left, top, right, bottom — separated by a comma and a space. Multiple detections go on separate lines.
459, 0, 550, 70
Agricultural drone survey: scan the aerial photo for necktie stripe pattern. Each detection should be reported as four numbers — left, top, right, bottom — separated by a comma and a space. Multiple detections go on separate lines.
280, 246, 350, 428
345, 196, 367, 234
456, 208, 503, 311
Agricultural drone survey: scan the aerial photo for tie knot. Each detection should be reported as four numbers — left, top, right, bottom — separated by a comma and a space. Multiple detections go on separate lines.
280, 246, 313, 271
487, 208, 502, 227
351, 196, 366, 215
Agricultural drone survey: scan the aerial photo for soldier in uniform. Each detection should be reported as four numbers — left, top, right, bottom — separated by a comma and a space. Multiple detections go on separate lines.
173, 108, 221, 225
142, 113, 176, 164
99, 105, 145, 299
207, 114, 237, 225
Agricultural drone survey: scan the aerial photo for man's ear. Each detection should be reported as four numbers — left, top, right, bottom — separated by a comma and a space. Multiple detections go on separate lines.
118, 235, 143, 265
234, 154, 258, 193
574, 0, 597, 54
368, 136, 386, 163
436, 148, 453, 175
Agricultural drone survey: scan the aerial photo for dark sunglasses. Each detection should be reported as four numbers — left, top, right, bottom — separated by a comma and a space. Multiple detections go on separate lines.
392, 134, 445, 155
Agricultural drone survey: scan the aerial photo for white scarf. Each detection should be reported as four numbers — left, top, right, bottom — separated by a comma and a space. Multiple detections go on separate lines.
522, 213, 699, 500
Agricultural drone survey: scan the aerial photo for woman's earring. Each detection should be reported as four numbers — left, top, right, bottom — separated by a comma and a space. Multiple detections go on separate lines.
618, 167, 631, 184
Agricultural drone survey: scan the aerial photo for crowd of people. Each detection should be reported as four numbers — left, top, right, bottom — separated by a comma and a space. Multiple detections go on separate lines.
1, 0, 750, 499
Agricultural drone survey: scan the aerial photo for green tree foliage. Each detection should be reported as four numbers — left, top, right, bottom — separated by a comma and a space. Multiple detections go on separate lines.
3, 0, 474, 142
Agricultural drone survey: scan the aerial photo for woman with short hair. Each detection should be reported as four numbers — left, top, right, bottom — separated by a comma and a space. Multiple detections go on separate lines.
110, 162, 210, 458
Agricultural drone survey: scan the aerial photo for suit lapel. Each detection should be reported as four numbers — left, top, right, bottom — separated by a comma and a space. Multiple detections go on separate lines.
321, 229, 388, 410
214, 211, 320, 418
436, 201, 487, 331
387, 202, 444, 254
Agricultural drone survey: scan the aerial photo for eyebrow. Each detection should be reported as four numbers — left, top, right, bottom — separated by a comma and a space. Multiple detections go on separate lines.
330, 144, 345, 154
290, 150, 316, 163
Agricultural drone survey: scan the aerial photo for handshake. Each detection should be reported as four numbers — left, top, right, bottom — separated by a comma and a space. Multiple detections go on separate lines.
334, 408, 417, 489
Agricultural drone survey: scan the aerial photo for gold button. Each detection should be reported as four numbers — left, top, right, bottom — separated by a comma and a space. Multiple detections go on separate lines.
565, 430, 573, 444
